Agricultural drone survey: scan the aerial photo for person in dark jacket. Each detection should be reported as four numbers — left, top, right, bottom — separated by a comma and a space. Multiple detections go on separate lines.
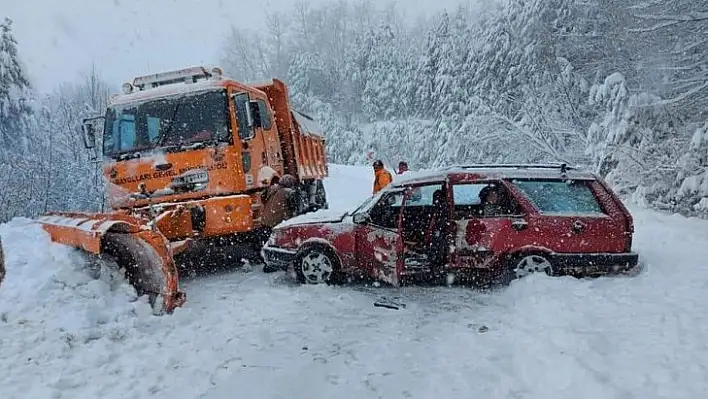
479, 184, 510, 216
397, 161, 409, 175
261, 174, 299, 227
261, 175, 281, 204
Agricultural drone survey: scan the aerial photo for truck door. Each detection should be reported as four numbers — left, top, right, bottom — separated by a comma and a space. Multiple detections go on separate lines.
253, 99, 284, 178
354, 189, 405, 286
232, 92, 257, 188
232, 91, 280, 188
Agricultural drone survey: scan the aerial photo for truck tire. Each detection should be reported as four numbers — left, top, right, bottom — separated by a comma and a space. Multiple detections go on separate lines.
299, 179, 328, 213
315, 179, 328, 210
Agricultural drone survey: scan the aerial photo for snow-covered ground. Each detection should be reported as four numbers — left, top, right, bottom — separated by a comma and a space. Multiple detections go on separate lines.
1, 164, 707, 399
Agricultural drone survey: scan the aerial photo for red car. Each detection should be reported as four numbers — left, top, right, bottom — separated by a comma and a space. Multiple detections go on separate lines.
262, 164, 639, 286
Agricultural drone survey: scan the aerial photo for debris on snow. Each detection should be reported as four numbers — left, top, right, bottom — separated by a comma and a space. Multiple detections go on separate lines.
374, 296, 406, 310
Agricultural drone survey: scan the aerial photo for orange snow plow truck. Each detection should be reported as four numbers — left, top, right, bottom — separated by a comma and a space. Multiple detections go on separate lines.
36, 66, 329, 314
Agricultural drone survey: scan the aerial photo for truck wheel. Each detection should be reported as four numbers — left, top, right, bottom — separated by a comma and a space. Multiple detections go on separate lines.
315, 179, 328, 210
294, 245, 341, 285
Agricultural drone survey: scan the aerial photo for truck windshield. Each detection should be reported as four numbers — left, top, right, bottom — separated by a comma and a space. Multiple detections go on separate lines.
102, 90, 229, 158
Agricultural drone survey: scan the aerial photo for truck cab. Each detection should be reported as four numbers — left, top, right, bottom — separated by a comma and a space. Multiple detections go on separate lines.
82, 66, 328, 242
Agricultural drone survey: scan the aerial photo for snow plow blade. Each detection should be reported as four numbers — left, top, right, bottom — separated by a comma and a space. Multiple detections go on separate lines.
36, 212, 186, 314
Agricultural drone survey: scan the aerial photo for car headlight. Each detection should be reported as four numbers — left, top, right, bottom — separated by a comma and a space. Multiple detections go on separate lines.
266, 232, 277, 246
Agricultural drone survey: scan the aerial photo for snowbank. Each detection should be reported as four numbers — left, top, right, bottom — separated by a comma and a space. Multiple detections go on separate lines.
0, 218, 159, 398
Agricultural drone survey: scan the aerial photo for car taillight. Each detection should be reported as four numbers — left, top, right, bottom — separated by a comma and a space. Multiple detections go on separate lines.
624, 232, 633, 252
623, 214, 634, 252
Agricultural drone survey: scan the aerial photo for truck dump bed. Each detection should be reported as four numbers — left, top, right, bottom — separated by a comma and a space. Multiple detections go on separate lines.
254, 79, 328, 181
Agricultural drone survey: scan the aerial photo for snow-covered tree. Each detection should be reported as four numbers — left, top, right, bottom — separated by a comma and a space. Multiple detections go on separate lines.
211, 0, 705, 218
0, 18, 32, 148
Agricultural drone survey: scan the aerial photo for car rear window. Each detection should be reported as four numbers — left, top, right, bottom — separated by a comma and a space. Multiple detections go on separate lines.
510, 179, 605, 215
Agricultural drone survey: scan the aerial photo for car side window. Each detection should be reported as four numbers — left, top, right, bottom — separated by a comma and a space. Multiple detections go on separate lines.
369, 191, 405, 230
405, 184, 443, 207
453, 182, 522, 218
510, 179, 605, 215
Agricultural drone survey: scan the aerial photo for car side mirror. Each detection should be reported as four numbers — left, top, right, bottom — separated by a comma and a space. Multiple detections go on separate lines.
353, 213, 370, 224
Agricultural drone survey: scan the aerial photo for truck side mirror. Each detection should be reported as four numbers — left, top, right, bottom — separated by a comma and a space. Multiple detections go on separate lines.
82, 123, 96, 149
81, 115, 104, 149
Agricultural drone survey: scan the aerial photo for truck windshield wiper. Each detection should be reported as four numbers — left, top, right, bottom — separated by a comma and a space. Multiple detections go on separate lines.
155, 102, 182, 148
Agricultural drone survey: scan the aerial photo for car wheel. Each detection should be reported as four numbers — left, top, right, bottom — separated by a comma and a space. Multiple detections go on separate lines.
511, 254, 553, 279
295, 246, 340, 285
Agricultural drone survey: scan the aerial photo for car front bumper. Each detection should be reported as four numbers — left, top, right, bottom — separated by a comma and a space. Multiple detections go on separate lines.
261, 245, 297, 271
548, 252, 640, 277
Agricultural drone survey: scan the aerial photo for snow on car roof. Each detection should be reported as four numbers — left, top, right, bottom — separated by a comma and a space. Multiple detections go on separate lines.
390, 164, 597, 187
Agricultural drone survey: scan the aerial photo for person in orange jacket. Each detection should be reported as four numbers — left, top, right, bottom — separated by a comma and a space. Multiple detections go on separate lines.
372, 160, 393, 194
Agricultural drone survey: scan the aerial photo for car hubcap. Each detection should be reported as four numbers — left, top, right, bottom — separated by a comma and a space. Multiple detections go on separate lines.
301, 252, 333, 284
514, 255, 552, 278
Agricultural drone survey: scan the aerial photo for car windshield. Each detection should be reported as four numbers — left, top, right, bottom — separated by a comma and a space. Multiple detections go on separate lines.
102, 90, 229, 158
348, 187, 396, 216
348, 193, 379, 216
510, 179, 605, 215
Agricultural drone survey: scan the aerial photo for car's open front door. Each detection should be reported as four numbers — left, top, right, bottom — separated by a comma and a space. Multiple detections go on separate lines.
353, 189, 405, 286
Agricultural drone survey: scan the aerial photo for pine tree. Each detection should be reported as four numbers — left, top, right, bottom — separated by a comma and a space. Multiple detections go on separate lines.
361, 23, 405, 121
0, 17, 32, 147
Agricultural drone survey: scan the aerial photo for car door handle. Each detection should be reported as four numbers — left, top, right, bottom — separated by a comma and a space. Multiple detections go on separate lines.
511, 219, 528, 231
572, 220, 586, 234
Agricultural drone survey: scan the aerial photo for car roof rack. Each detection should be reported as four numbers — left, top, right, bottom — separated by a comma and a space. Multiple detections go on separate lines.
445, 163, 576, 172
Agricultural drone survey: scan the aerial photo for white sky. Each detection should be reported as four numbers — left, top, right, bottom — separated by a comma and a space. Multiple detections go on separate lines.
5, 0, 470, 93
